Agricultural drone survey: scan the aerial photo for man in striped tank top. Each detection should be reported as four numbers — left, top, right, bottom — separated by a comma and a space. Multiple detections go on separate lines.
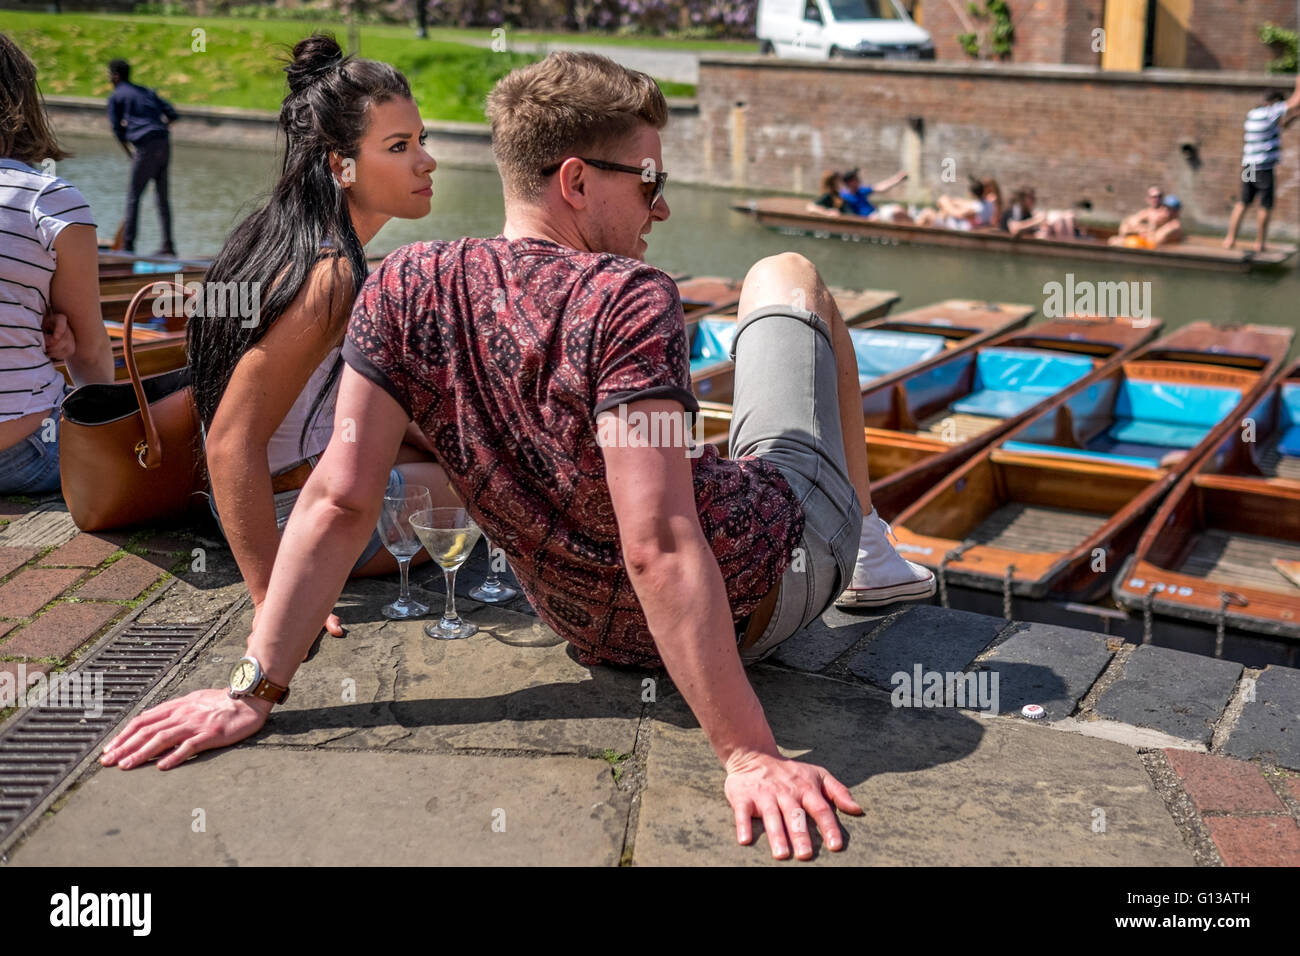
1223, 75, 1300, 253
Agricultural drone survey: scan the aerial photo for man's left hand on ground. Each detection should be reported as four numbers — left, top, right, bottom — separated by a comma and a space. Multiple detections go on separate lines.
724, 750, 863, 860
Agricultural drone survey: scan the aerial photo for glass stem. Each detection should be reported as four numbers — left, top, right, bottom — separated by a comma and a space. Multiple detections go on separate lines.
397, 557, 412, 606
443, 568, 459, 623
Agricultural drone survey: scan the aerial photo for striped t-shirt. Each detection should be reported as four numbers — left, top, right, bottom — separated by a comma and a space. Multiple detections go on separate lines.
0, 158, 97, 422
1242, 101, 1288, 170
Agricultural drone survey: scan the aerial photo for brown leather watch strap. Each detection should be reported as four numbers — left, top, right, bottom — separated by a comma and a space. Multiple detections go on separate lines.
249, 677, 290, 704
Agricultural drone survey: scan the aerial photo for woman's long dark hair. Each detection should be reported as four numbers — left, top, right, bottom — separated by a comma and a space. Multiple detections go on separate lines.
188, 32, 411, 450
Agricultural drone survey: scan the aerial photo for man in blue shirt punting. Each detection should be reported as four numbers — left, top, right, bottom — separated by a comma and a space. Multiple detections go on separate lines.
838, 167, 909, 218
107, 59, 178, 256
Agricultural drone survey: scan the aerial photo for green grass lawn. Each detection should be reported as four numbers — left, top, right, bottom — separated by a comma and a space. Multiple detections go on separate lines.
7, 12, 700, 123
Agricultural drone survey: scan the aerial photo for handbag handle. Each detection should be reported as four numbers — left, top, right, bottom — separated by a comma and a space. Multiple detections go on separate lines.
122, 279, 188, 470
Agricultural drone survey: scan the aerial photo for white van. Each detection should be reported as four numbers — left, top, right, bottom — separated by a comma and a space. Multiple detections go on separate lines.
757, 0, 934, 61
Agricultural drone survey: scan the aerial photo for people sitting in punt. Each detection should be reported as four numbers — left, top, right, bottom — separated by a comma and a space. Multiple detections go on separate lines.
914, 176, 1001, 231
1000, 186, 1083, 240
809, 169, 845, 213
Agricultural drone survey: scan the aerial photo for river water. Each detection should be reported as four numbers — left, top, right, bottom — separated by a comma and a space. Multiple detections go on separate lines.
62, 133, 1299, 355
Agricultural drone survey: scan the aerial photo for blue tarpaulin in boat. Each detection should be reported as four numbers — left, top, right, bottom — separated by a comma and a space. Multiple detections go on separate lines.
689, 318, 742, 374
949, 348, 1094, 419
849, 328, 948, 386
1279, 383, 1300, 457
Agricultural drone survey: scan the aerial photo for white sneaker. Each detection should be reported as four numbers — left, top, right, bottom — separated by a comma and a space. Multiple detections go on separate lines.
835, 508, 936, 609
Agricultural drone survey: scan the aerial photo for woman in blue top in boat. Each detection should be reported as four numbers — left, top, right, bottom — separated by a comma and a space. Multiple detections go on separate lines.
187, 33, 458, 639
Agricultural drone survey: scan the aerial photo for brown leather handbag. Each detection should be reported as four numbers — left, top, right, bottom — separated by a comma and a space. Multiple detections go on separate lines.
59, 281, 206, 531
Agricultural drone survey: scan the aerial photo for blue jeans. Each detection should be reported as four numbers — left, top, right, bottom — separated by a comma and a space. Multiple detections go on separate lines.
0, 413, 62, 496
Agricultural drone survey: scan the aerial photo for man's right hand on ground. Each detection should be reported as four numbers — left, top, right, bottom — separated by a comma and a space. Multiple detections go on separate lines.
99, 689, 270, 771
724, 751, 863, 860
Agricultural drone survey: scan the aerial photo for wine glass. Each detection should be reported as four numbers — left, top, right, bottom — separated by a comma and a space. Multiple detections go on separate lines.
410, 507, 482, 640
469, 537, 518, 604
376, 485, 433, 620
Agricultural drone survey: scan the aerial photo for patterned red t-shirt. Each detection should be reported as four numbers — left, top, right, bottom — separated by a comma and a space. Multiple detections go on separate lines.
342, 236, 803, 667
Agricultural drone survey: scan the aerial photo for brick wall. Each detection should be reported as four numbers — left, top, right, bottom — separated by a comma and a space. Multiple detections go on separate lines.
1185, 0, 1298, 72
695, 57, 1300, 238
917, 0, 1104, 66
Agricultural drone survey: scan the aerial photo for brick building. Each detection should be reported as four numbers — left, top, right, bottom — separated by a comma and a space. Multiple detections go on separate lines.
913, 0, 1298, 72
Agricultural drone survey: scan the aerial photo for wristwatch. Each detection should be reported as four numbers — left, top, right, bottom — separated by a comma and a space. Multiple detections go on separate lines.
227, 655, 290, 705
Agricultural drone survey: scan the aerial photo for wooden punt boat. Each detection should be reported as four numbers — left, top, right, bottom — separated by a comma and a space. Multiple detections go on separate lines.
1114, 360, 1300, 644
866, 314, 1163, 521
733, 197, 1299, 273
691, 298, 1033, 438
887, 322, 1295, 611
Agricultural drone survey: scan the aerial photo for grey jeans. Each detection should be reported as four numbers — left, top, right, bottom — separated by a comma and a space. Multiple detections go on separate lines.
728, 304, 864, 664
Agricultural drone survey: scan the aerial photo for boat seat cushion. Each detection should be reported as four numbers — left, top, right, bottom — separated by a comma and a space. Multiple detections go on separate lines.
1002, 440, 1163, 470
950, 389, 1046, 419
1279, 384, 1300, 455
849, 328, 948, 385
1104, 379, 1243, 450
949, 348, 1094, 419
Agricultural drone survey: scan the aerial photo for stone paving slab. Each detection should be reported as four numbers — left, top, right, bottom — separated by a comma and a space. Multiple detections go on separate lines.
637, 666, 1194, 866
168, 578, 645, 757
770, 605, 893, 673
979, 622, 1115, 720
1095, 644, 1242, 745
845, 604, 1006, 689
9, 748, 629, 866
1221, 666, 1300, 770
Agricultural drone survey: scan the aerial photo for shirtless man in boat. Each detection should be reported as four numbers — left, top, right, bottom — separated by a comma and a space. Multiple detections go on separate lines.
1109, 195, 1183, 249
100, 52, 936, 861
1116, 185, 1166, 239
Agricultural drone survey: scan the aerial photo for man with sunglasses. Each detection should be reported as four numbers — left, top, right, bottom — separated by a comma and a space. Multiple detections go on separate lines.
101, 52, 934, 862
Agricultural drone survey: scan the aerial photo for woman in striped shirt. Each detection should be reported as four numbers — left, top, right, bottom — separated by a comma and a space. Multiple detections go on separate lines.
0, 33, 115, 495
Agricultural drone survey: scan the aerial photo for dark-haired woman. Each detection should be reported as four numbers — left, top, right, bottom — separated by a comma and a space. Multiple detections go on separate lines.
189, 33, 453, 636
0, 33, 114, 495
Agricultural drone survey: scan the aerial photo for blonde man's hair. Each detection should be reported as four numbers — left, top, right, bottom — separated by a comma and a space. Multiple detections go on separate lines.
485, 52, 668, 202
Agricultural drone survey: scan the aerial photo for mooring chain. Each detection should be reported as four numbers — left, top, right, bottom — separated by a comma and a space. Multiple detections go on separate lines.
1143, 584, 1157, 644
1216, 590, 1249, 659
1002, 562, 1016, 621
937, 540, 975, 609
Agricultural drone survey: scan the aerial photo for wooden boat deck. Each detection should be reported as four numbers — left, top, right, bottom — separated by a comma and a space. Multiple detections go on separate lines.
966, 503, 1108, 555
912, 410, 1004, 442
1256, 436, 1300, 482
1177, 530, 1300, 596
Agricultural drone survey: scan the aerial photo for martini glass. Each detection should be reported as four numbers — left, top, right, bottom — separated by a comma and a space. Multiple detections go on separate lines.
410, 507, 482, 639
469, 537, 518, 603
376, 485, 432, 620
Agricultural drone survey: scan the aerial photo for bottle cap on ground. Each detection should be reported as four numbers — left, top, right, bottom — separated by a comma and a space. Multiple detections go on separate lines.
1021, 704, 1045, 719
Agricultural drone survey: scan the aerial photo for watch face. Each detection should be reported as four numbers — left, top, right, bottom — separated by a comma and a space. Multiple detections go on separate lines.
229, 658, 259, 694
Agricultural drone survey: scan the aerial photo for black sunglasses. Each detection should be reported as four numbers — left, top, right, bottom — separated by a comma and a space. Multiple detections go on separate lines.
540, 156, 668, 211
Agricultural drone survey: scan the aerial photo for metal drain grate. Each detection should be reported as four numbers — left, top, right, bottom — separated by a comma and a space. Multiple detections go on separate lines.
0, 623, 208, 841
